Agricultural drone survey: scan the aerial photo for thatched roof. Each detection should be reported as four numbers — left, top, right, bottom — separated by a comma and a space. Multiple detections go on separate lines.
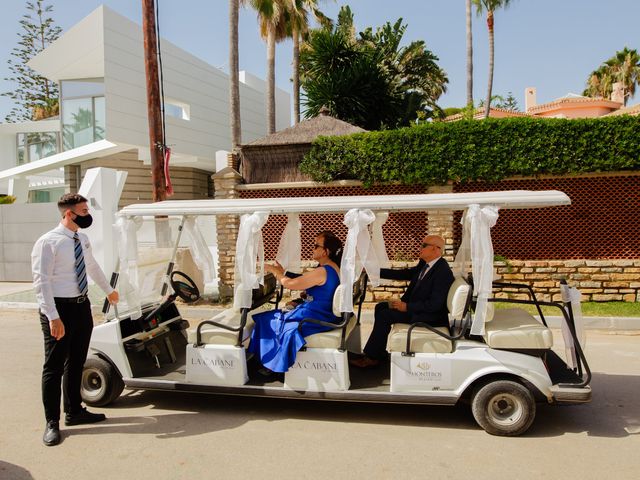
243, 109, 366, 148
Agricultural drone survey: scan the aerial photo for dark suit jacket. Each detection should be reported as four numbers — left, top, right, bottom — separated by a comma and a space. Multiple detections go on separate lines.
380, 257, 454, 327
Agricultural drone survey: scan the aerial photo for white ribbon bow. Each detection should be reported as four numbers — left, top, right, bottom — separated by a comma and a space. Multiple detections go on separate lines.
183, 216, 216, 284
460, 204, 499, 336
371, 211, 390, 268
234, 211, 269, 309
339, 209, 380, 313
276, 213, 302, 274
114, 216, 143, 319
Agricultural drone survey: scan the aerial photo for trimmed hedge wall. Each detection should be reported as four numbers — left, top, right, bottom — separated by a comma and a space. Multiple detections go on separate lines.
300, 116, 640, 186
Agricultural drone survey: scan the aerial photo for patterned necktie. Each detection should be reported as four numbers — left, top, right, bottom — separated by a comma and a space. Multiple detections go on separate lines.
418, 262, 430, 281
73, 233, 88, 296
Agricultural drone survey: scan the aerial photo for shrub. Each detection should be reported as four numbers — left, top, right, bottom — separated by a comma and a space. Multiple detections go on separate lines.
300, 116, 640, 186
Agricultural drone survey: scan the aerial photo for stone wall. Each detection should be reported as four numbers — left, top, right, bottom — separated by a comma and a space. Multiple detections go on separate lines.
494, 259, 640, 303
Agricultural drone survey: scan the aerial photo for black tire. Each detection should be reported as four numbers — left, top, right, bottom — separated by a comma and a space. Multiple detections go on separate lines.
81, 356, 125, 407
471, 380, 536, 436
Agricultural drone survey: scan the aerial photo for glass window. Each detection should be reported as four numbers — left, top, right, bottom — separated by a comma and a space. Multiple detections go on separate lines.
15, 131, 59, 165
94, 96, 105, 141
62, 97, 95, 150
61, 79, 104, 98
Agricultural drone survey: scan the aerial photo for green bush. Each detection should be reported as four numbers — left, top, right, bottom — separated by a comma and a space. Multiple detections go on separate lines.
0, 195, 16, 204
300, 116, 640, 186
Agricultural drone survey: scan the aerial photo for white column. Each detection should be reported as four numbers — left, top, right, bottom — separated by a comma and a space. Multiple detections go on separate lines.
78, 167, 128, 277
7, 177, 29, 203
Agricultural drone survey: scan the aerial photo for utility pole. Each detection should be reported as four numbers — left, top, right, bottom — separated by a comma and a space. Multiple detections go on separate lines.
141, 0, 166, 202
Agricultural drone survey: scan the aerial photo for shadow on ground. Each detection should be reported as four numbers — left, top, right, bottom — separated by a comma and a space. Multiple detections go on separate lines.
0, 461, 34, 480
68, 372, 640, 439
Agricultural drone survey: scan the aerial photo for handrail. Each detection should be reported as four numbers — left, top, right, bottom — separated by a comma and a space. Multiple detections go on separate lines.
491, 281, 547, 326
195, 307, 250, 348
488, 296, 592, 388
402, 279, 474, 357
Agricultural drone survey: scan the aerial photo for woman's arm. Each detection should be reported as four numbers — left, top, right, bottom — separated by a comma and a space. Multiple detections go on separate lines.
265, 262, 327, 291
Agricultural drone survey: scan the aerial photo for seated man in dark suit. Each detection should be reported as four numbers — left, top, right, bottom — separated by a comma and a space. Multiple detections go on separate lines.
350, 234, 454, 368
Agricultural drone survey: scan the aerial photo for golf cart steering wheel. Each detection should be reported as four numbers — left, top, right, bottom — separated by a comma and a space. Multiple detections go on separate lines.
170, 271, 200, 303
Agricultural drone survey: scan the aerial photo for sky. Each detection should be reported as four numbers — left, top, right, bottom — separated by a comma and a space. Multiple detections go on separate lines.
0, 0, 639, 121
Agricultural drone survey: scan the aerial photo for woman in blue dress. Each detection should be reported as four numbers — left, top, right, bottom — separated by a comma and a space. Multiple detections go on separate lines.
248, 231, 343, 373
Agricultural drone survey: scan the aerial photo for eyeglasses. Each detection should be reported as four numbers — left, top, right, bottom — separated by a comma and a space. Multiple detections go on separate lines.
313, 243, 326, 250
421, 242, 441, 250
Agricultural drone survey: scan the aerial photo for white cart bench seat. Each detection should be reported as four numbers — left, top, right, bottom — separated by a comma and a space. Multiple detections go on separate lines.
484, 308, 553, 349
305, 314, 358, 349
186, 304, 271, 346
386, 325, 452, 353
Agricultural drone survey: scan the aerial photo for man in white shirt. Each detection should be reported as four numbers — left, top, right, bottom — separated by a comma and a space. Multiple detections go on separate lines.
32, 193, 119, 446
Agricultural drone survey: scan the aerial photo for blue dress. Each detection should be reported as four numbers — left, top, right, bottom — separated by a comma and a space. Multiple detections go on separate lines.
248, 265, 341, 372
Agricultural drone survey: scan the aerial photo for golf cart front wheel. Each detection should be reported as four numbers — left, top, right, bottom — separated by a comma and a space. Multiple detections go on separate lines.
81, 356, 124, 407
471, 380, 536, 436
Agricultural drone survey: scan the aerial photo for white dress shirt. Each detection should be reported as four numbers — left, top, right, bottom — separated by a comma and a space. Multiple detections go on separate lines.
32, 224, 113, 321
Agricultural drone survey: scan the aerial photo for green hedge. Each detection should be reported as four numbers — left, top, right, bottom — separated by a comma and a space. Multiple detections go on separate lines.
300, 116, 640, 186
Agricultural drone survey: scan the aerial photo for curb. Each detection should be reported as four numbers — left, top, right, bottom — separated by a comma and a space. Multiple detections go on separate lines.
3, 301, 638, 331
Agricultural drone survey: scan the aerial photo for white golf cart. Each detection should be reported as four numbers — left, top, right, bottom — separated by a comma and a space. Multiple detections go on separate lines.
82, 190, 591, 436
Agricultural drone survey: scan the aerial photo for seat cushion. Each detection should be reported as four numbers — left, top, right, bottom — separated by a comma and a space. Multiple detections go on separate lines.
483, 308, 553, 349
447, 277, 470, 321
304, 314, 358, 349
187, 304, 272, 345
386, 324, 453, 354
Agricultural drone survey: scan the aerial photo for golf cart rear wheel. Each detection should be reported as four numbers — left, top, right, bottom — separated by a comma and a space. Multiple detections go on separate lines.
81, 356, 124, 407
471, 380, 536, 436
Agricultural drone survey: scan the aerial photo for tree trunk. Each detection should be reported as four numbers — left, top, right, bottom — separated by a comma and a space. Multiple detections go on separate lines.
267, 28, 276, 134
141, 0, 166, 201
466, 0, 473, 108
229, 0, 241, 150
484, 10, 494, 120
292, 26, 300, 124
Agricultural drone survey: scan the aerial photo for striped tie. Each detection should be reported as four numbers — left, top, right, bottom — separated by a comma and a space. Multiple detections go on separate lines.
73, 233, 88, 296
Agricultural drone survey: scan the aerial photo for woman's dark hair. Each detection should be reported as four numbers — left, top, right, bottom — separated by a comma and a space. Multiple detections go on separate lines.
317, 230, 343, 264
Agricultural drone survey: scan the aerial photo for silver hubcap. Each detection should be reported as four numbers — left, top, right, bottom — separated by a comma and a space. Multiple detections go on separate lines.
487, 393, 523, 426
82, 369, 105, 398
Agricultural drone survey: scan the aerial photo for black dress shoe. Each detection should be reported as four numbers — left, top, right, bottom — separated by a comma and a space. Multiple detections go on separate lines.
65, 407, 106, 426
43, 421, 61, 446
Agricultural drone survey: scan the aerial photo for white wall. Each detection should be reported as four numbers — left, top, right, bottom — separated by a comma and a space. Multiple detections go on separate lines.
0, 203, 59, 281
100, 7, 290, 170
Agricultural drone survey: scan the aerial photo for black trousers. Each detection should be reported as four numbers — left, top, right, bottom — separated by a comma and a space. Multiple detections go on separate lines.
363, 302, 413, 360
40, 300, 93, 422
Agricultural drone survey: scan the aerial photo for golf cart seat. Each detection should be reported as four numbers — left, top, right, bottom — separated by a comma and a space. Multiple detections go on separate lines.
284, 272, 368, 392
186, 304, 271, 346
386, 276, 471, 354
483, 308, 553, 349
187, 273, 278, 347
303, 271, 368, 349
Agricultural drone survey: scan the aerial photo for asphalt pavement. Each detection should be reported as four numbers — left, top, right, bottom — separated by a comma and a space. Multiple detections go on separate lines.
1, 304, 639, 480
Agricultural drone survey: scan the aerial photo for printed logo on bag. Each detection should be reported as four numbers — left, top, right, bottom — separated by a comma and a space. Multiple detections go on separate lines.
416, 362, 431, 371
290, 360, 338, 373
191, 357, 235, 369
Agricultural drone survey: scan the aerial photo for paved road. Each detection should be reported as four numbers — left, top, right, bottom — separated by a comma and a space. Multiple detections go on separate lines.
1, 308, 639, 480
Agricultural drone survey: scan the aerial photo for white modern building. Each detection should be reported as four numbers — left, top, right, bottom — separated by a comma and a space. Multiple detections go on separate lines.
0, 5, 290, 204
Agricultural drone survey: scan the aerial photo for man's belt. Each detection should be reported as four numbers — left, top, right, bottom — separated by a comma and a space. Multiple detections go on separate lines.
54, 295, 88, 304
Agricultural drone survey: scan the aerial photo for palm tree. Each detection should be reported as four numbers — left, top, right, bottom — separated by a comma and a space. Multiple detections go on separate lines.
472, 0, 514, 118
583, 65, 613, 99
583, 48, 640, 105
466, 0, 473, 108
287, 0, 330, 124
249, 0, 288, 134
604, 47, 640, 106
229, 0, 241, 151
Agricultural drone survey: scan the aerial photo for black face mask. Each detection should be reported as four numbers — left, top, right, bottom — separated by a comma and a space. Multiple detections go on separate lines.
72, 213, 93, 229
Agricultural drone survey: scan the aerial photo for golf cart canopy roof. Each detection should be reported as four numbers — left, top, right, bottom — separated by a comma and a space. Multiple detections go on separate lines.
118, 190, 570, 217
